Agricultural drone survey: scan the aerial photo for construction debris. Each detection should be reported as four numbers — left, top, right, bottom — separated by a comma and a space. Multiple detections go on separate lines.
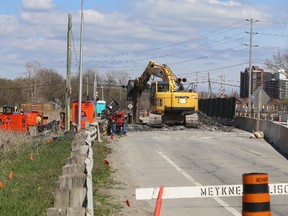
127, 112, 233, 132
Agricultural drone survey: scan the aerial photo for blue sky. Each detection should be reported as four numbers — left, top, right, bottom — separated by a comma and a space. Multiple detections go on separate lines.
1, 0, 288, 94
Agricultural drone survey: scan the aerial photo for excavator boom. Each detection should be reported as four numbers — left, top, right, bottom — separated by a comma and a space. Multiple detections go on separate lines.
126, 61, 199, 127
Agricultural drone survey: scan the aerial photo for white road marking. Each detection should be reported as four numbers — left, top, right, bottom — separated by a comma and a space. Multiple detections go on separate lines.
242, 148, 261, 156
156, 150, 241, 216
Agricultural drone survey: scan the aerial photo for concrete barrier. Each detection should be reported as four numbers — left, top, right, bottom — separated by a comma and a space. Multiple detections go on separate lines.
47, 123, 100, 216
235, 116, 288, 157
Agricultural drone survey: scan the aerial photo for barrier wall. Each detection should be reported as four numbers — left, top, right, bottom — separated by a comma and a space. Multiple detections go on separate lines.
47, 124, 100, 216
235, 116, 288, 156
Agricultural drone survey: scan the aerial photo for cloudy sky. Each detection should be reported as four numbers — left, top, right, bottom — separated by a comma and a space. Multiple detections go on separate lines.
1, 0, 288, 94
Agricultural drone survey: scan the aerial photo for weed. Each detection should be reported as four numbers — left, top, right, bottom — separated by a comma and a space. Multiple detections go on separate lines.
93, 138, 122, 215
0, 132, 72, 216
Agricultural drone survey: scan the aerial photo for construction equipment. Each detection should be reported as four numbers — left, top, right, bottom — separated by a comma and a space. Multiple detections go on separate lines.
71, 100, 95, 129
127, 60, 199, 127
102, 99, 127, 135
0, 106, 48, 134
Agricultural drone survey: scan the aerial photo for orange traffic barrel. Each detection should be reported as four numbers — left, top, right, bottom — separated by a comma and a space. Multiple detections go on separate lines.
242, 173, 271, 216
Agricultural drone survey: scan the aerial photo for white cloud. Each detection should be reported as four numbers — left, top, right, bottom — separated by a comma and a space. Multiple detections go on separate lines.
208, 0, 241, 7
21, 0, 55, 11
0, 0, 282, 87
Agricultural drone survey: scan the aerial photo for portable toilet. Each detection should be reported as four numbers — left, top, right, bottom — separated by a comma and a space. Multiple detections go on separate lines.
96, 100, 106, 117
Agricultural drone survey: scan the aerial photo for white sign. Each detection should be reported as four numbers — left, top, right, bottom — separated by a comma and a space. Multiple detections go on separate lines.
128, 103, 133, 109
136, 183, 288, 200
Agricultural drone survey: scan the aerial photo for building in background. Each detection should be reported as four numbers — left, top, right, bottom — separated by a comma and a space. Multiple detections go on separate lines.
240, 66, 285, 99
275, 73, 288, 99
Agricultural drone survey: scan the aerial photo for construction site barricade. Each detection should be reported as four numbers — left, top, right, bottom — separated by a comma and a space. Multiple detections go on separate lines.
47, 124, 99, 216
242, 173, 271, 216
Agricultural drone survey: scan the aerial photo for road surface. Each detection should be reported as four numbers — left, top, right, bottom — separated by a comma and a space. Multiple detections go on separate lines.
107, 127, 288, 216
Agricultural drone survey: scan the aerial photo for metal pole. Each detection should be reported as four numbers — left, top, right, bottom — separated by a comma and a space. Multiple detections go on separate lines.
86, 76, 89, 100
256, 89, 261, 131
65, 14, 72, 131
101, 85, 104, 100
93, 70, 97, 103
248, 18, 253, 114
78, 0, 84, 131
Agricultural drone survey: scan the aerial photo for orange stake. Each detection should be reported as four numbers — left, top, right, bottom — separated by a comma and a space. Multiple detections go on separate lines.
9, 171, 13, 179
154, 185, 164, 216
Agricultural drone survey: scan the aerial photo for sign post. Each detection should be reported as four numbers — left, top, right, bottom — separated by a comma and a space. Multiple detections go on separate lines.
251, 86, 270, 131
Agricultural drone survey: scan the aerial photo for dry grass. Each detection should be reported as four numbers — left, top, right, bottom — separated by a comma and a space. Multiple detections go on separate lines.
0, 131, 40, 156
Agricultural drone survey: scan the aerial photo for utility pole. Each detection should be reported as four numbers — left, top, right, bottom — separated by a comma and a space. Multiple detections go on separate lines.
223, 75, 225, 93
208, 73, 212, 98
247, 18, 258, 114
78, 0, 84, 131
86, 76, 89, 100
93, 71, 97, 103
65, 14, 72, 131
196, 72, 198, 92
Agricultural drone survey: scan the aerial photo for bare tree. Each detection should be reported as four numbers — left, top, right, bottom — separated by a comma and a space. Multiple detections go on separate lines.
23, 61, 44, 103
265, 51, 288, 75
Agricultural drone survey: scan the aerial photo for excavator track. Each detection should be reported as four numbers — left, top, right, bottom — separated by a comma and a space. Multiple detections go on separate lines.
184, 113, 199, 128
148, 113, 163, 128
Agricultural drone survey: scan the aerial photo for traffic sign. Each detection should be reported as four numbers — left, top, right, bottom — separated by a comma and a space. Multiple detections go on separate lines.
251, 86, 270, 107
136, 183, 288, 200
128, 103, 133, 109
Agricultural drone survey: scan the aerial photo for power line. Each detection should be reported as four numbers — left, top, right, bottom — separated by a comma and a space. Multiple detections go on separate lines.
93, 20, 247, 64
168, 45, 245, 65
177, 62, 249, 76
122, 33, 246, 64
257, 32, 288, 38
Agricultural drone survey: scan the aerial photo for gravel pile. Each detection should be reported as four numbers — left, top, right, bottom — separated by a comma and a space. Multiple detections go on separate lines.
127, 112, 233, 132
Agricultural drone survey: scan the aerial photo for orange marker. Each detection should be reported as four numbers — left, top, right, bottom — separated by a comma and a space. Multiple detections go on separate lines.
104, 160, 110, 166
9, 171, 13, 179
125, 199, 131, 207
30, 154, 35, 160
0, 181, 4, 189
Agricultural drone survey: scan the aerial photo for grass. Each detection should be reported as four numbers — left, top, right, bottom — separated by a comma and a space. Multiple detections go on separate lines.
92, 137, 122, 215
0, 130, 121, 216
0, 132, 72, 216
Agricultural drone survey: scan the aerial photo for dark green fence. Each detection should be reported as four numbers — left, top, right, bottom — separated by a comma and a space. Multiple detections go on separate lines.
199, 97, 236, 120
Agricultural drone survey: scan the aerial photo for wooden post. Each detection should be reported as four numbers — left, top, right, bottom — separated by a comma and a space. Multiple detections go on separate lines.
65, 14, 72, 131
256, 89, 261, 131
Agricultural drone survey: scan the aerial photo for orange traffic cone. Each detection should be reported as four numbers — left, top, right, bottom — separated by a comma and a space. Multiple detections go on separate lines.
0, 181, 4, 189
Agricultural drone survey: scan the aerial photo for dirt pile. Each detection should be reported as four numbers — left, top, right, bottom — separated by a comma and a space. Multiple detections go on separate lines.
127, 112, 233, 132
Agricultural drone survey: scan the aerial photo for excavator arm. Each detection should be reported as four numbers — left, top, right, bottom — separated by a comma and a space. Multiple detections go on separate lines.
126, 60, 192, 125
127, 60, 181, 99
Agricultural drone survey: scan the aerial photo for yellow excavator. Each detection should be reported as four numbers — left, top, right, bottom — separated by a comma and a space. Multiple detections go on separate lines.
127, 60, 199, 127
